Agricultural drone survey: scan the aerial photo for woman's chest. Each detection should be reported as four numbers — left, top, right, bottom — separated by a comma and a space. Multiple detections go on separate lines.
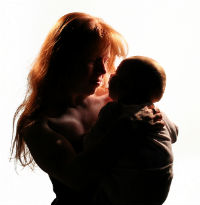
47, 107, 97, 142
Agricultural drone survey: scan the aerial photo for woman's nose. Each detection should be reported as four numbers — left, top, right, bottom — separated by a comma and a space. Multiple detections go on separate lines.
96, 58, 106, 75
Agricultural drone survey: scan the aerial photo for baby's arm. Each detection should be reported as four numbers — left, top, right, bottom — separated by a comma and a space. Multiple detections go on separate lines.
161, 111, 178, 143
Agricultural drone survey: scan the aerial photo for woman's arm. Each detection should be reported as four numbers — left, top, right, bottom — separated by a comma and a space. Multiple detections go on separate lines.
23, 120, 102, 191
23, 117, 128, 192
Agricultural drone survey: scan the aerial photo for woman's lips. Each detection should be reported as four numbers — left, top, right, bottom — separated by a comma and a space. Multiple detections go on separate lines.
90, 80, 101, 86
90, 77, 103, 86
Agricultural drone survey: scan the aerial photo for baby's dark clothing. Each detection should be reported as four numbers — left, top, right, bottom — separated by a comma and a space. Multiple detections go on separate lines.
85, 102, 178, 205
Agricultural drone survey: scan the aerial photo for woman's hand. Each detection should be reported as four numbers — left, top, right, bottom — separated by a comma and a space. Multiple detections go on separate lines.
133, 104, 165, 133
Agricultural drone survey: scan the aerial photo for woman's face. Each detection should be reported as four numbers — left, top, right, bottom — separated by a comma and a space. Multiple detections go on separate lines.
69, 42, 110, 97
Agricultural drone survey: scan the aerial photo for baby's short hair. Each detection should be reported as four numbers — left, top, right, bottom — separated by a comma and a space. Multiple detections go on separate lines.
109, 56, 166, 104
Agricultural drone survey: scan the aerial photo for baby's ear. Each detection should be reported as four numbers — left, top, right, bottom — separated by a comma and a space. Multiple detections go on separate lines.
108, 74, 120, 100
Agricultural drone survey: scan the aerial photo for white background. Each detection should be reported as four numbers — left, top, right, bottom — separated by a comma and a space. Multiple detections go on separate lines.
1, 0, 200, 204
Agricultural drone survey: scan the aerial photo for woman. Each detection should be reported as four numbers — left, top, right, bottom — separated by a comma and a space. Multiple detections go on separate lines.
11, 12, 128, 204
11, 12, 162, 204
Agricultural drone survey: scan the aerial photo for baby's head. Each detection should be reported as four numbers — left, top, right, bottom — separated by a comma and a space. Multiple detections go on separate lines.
109, 56, 166, 104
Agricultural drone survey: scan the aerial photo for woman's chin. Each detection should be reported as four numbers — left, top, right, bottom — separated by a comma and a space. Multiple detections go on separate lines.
95, 86, 108, 96
88, 87, 98, 95
80, 87, 96, 96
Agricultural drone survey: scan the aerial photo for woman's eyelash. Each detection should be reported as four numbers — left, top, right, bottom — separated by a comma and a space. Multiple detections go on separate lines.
87, 57, 109, 64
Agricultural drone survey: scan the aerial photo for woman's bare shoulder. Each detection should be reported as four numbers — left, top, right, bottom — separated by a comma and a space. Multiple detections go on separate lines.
23, 119, 49, 140
23, 118, 63, 151
23, 118, 76, 173
24, 114, 84, 144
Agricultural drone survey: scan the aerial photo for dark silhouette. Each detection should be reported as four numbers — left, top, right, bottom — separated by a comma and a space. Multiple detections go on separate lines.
11, 13, 166, 205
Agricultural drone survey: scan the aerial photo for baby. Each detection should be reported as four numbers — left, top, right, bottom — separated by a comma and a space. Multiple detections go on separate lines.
84, 56, 178, 205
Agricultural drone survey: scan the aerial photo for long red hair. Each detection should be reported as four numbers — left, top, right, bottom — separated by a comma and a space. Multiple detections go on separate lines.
11, 12, 128, 167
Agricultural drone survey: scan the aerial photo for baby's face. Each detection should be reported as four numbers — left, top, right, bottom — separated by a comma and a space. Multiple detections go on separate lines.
108, 56, 166, 104
108, 74, 119, 101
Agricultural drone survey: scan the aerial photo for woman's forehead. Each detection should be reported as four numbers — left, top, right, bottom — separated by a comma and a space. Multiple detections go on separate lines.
85, 41, 110, 57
